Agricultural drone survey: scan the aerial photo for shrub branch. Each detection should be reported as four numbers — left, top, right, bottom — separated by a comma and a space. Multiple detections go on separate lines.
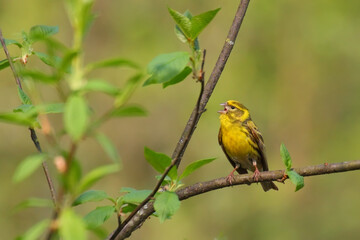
0, 29, 57, 205
114, 160, 360, 239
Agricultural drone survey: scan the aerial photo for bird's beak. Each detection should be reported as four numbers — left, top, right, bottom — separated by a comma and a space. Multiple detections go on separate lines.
218, 102, 228, 114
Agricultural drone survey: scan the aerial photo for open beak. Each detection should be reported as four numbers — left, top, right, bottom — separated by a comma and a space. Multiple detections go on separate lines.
217, 102, 228, 114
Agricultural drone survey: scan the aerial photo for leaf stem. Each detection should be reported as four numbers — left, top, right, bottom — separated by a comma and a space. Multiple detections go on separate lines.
0, 29, 57, 206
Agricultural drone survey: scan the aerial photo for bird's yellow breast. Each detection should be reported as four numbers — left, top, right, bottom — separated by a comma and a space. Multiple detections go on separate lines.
219, 115, 258, 169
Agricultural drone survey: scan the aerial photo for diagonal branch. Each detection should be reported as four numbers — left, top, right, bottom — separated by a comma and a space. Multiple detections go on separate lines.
0, 29, 57, 205
114, 160, 360, 239
110, 0, 252, 239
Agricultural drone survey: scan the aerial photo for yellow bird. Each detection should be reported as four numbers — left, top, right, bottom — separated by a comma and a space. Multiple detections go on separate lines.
218, 100, 278, 192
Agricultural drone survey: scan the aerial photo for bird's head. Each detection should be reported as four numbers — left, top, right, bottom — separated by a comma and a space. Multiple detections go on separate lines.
218, 100, 250, 122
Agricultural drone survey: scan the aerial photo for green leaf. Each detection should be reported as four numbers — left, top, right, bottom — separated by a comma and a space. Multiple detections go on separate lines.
0, 58, 10, 71
15, 198, 53, 211
0, 111, 37, 127
280, 143, 292, 170
19, 69, 57, 83
114, 73, 143, 107
33, 51, 62, 68
154, 191, 180, 223
120, 187, 152, 204
73, 190, 111, 206
286, 170, 305, 192
168, 8, 220, 40
13, 154, 46, 183
143, 52, 190, 86
64, 95, 89, 141
180, 158, 216, 180
29, 25, 59, 42
79, 164, 120, 192
95, 133, 121, 163
168, 8, 192, 39
144, 147, 177, 180
111, 105, 147, 117
189, 8, 220, 39
163, 66, 192, 88
85, 58, 140, 72
17, 87, 32, 105
81, 80, 120, 96
17, 219, 50, 240
120, 203, 137, 214
13, 104, 34, 113
1, 39, 22, 48
84, 206, 115, 228
36, 103, 64, 114
59, 208, 86, 240
63, 159, 82, 194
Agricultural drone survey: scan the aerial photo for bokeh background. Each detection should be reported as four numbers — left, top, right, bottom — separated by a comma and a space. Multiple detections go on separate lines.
1, 0, 360, 239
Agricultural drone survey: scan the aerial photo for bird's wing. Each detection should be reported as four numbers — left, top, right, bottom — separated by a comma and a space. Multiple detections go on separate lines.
218, 128, 248, 174
246, 120, 269, 171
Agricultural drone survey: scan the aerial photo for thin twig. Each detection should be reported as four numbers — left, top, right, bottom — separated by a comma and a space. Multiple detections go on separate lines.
0, 29, 57, 205
111, 1, 251, 239
114, 160, 360, 239
110, 49, 208, 240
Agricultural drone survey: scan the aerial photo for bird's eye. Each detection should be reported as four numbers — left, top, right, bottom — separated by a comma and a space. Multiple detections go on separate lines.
230, 106, 236, 109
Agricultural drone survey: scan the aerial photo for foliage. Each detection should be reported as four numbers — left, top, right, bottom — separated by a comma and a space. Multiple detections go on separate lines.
1, 1, 302, 239
280, 143, 304, 191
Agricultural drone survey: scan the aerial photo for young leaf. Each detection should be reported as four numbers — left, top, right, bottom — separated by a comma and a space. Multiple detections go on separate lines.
33, 51, 62, 68
0, 58, 10, 71
36, 103, 64, 114
168, 8, 220, 40
144, 147, 177, 180
15, 198, 54, 211
79, 164, 120, 192
0, 39, 22, 48
19, 69, 58, 84
154, 191, 180, 223
29, 25, 59, 42
59, 208, 86, 240
111, 105, 147, 117
95, 133, 121, 163
280, 143, 292, 170
63, 159, 82, 194
114, 73, 143, 107
287, 170, 305, 192
120, 187, 152, 204
13, 104, 34, 113
0, 112, 37, 127
168, 8, 192, 39
64, 95, 89, 141
180, 158, 216, 180
189, 8, 221, 40
17, 219, 50, 240
17, 87, 32, 105
81, 80, 120, 96
163, 66, 192, 88
143, 52, 190, 86
85, 58, 140, 72
13, 153, 46, 183
84, 206, 115, 228
73, 190, 111, 206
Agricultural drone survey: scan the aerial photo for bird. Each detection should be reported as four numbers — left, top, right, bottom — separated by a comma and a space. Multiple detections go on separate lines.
218, 100, 278, 192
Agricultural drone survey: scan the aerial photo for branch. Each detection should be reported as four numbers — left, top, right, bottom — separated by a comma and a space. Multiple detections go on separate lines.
114, 160, 360, 239
111, 0, 252, 239
0, 29, 57, 205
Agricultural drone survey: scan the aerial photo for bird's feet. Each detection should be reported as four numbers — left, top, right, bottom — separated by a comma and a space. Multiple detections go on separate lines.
226, 173, 235, 185
252, 160, 261, 182
226, 165, 239, 185
253, 167, 261, 182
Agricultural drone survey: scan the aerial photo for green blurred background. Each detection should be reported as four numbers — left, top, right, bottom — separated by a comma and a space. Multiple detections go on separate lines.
1, 0, 360, 239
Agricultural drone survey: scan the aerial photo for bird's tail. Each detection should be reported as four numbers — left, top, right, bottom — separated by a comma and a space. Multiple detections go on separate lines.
261, 181, 278, 192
